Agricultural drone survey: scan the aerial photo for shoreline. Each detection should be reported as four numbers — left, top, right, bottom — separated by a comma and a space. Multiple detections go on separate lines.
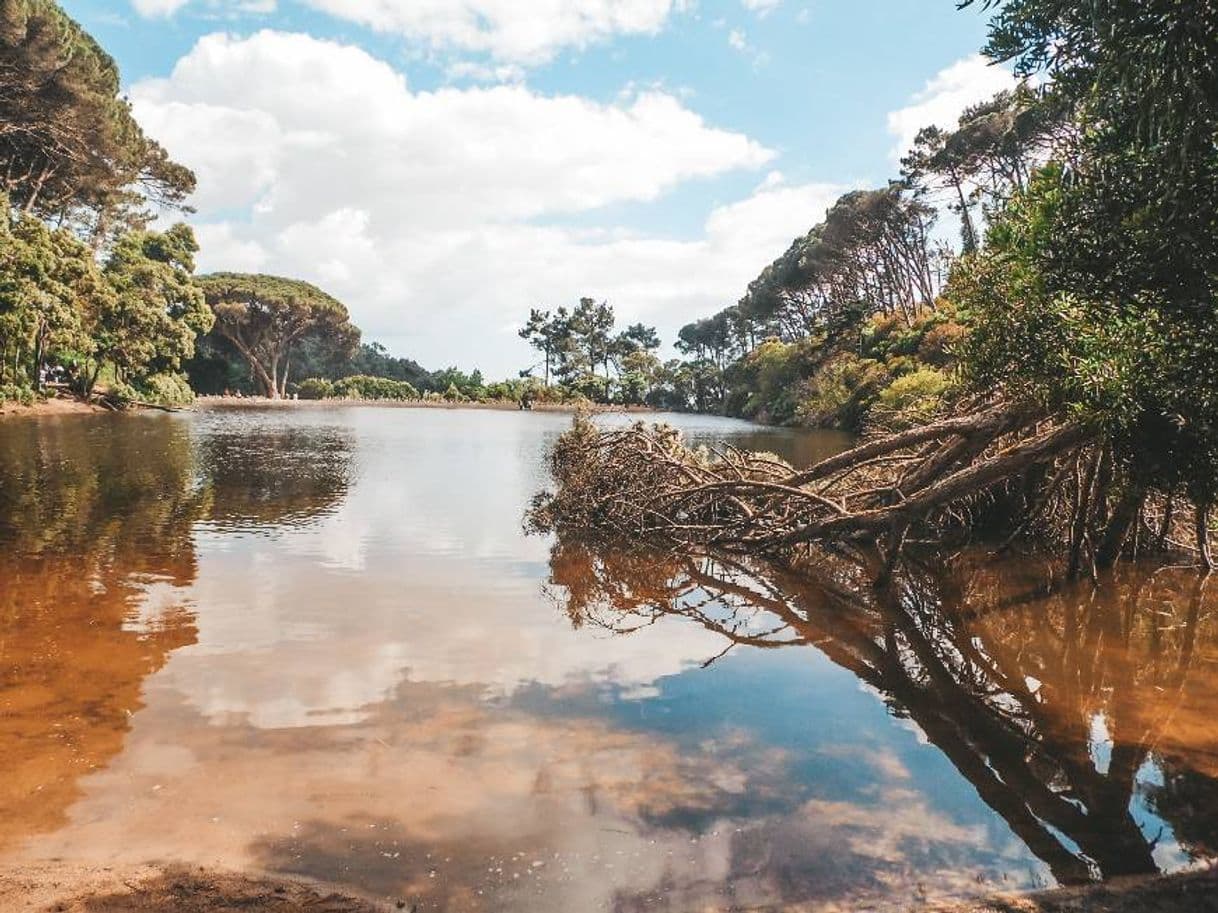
0, 395, 656, 422
2, 862, 1214, 913
0, 396, 107, 421
193, 396, 654, 414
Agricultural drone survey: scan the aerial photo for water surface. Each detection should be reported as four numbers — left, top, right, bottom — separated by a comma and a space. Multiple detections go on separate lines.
1, 405, 1215, 911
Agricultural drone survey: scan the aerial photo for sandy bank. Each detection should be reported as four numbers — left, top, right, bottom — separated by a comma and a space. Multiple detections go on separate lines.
0, 396, 106, 421
3, 863, 1215, 913
0, 864, 390, 912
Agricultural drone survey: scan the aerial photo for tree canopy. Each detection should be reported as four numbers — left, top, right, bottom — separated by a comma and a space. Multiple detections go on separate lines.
0, 0, 195, 243
197, 273, 358, 400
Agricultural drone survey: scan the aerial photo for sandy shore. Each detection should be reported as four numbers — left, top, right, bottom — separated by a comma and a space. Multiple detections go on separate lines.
0, 396, 107, 421
0, 864, 389, 913
0, 395, 653, 422
3, 863, 1215, 913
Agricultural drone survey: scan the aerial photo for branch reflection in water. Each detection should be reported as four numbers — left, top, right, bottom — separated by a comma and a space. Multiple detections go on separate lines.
544, 536, 1218, 887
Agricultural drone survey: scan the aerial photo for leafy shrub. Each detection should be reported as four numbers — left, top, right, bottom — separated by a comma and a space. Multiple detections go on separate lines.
870, 368, 952, 429
918, 321, 967, 366
796, 353, 888, 428
0, 383, 35, 406
296, 378, 334, 400
135, 372, 195, 407
331, 375, 419, 401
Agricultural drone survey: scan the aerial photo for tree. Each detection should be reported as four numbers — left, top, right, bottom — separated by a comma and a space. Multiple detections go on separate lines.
91, 223, 212, 396
565, 297, 616, 401
0, 0, 195, 243
902, 87, 1060, 251
198, 273, 357, 399
0, 191, 101, 390
518, 307, 570, 387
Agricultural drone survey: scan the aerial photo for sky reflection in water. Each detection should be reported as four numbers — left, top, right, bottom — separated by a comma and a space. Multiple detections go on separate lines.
0, 406, 1215, 912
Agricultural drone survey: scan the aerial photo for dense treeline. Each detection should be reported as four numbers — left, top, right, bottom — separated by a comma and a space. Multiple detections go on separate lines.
534, 0, 1218, 577
517, 87, 1054, 422
0, 0, 212, 406
653, 84, 1059, 430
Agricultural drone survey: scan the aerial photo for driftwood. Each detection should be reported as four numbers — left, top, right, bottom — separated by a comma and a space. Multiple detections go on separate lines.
529, 403, 1208, 577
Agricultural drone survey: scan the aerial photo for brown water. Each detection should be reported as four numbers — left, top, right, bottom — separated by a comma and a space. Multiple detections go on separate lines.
1, 405, 1216, 911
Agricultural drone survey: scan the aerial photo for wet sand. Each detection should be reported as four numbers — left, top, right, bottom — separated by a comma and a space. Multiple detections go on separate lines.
0, 864, 387, 912
4, 863, 1215, 912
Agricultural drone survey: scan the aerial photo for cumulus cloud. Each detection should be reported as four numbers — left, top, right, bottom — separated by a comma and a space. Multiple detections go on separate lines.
131, 30, 840, 375
886, 54, 1016, 160
299, 0, 685, 63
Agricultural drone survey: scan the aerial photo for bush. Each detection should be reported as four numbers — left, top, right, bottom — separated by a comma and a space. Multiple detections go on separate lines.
331, 375, 419, 401
135, 372, 195, 407
918, 321, 967, 366
796, 353, 888, 428
0, 383, 35, 406
296, 377, 334, 400
869, 368, 952, 429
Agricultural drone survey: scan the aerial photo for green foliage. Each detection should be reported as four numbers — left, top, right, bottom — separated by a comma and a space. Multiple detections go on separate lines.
0, 0, 195, 239
0, 383, 36, 406
135, 371, 195, 407
296, 378, 334, 400
870, 368, 952, 429
796, 353, 889, 429
0, 193, 100, 389
92, 223, 212, 393
331, 375, 420, 401
519, 300, 661, 404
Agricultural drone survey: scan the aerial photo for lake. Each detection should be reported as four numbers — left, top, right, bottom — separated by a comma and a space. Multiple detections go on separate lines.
1, 405, 1216, 911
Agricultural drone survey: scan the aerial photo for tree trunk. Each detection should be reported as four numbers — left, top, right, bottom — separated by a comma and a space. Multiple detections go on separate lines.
1197, 504, 1213, 570
1096, 485, 1146, 567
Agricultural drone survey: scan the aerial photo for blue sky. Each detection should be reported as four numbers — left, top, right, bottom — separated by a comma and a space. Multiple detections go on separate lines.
61, 0, 1011, 377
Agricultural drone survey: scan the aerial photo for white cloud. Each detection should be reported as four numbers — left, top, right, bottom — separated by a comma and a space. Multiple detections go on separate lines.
886, 54, 1017, 160
726, 27, 769, 68
133, 30, 812, 375
741, 0, 781, 14
300, 0, 687, 63
131, 0, 190, 15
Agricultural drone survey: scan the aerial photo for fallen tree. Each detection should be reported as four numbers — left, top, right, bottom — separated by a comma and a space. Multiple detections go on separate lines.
527, 405, 1206, 581
533, 0, 1218, 579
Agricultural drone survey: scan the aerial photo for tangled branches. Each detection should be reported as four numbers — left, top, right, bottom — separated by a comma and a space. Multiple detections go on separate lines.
528, 405, 1212, 579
